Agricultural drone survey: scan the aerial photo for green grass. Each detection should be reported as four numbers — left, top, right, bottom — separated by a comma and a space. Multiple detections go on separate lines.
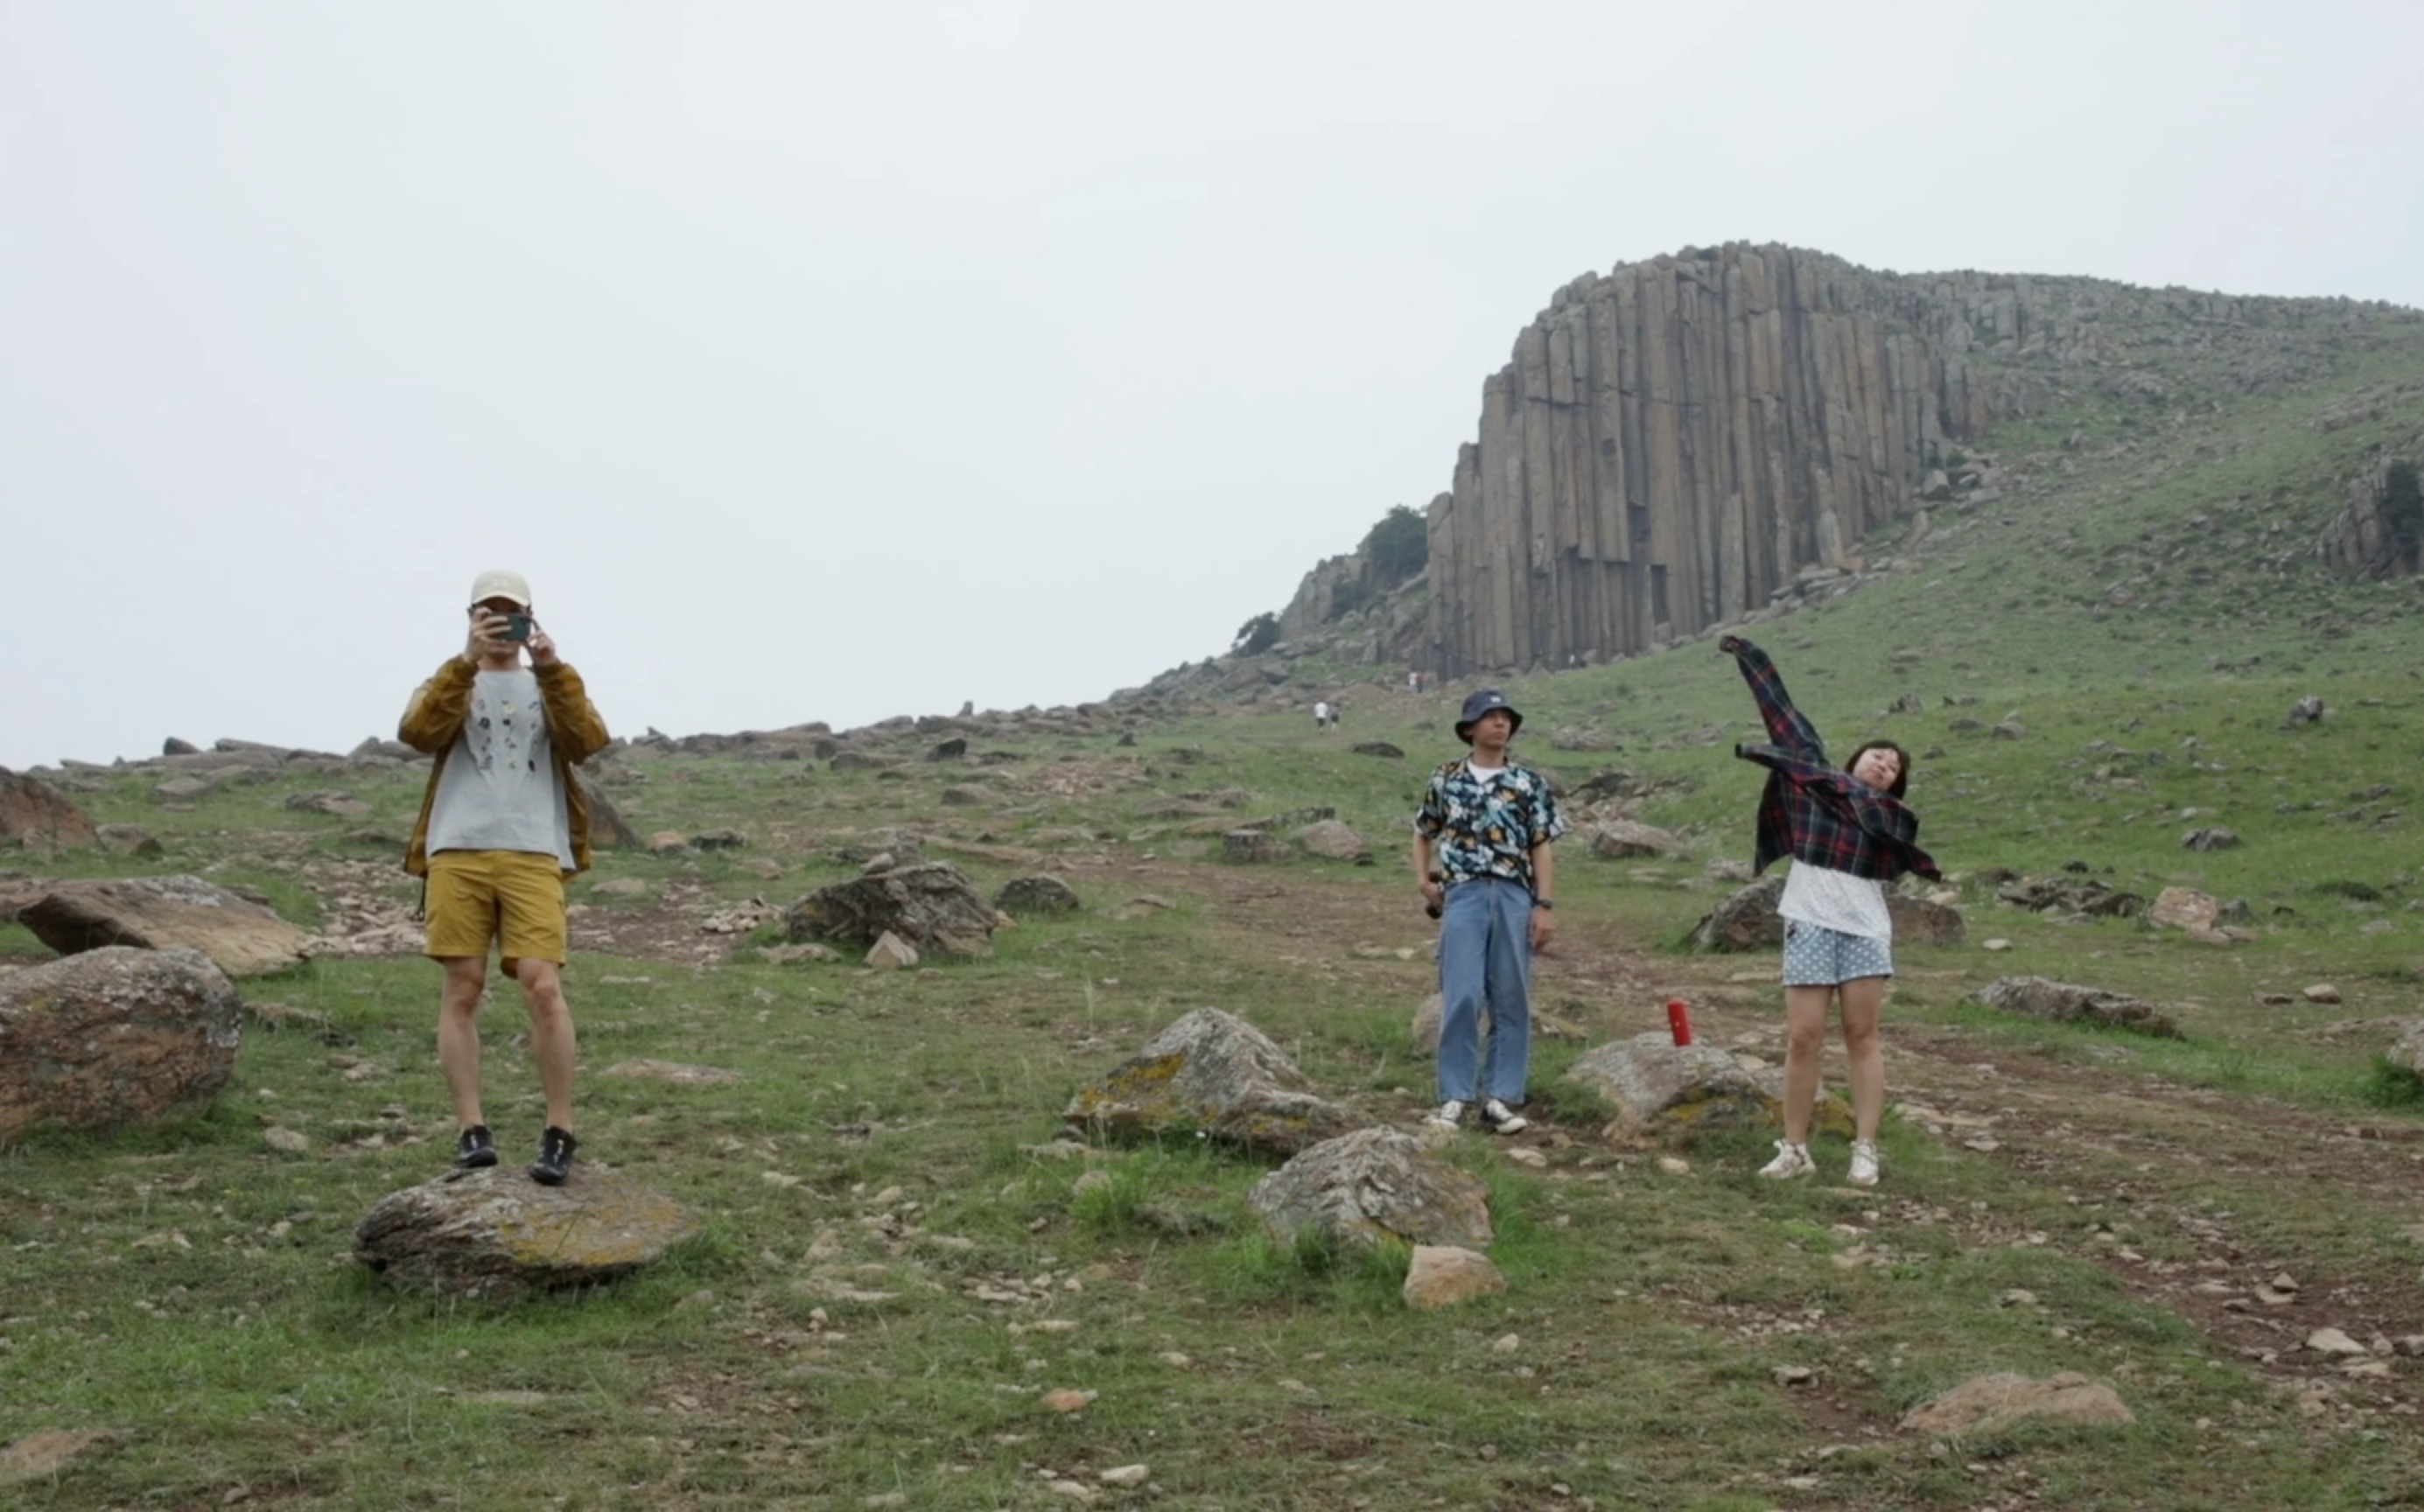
7, 317, 2424, 1508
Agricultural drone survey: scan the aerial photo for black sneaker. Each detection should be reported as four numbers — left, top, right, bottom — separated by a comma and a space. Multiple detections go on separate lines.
529, 1125, 578, 1186
454, 1124, 498, 1170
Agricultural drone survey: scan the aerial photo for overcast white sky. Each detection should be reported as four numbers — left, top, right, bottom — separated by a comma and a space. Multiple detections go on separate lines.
4, 2, 2420, 769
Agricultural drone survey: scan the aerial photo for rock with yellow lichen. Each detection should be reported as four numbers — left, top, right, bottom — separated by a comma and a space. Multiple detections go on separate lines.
354, 1166, 699, 1301
1564, 1032, 1850, 1138
1064, 1007, 1364, 1156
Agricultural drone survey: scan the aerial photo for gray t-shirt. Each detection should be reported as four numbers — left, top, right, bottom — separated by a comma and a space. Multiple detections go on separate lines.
425, 668, 572, 867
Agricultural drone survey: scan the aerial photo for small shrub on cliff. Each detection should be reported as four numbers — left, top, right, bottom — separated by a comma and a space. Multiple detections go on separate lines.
1232, 612, 1280, 655
1365, 504, 1428, 586
2383, 460, 2422, 569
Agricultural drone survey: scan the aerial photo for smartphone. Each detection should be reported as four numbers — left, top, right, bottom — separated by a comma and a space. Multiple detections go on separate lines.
498, 613, 534, 642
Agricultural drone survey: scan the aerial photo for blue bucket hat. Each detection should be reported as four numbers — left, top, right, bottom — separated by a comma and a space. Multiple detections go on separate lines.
1454, 688, 1523, 744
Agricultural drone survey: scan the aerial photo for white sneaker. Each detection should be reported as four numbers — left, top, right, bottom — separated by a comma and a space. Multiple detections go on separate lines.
1758, 1140, 1815, 1180
1480, 1098, 1530, 1135
1847, 1140, 1881, 1187
1425, 1100, 1467, 1130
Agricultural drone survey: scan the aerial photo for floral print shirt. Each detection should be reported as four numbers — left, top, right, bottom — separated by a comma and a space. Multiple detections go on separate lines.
1413, 758, 1566, 890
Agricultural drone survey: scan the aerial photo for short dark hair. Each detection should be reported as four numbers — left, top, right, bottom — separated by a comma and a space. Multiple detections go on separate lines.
1847, 739, 1911, 799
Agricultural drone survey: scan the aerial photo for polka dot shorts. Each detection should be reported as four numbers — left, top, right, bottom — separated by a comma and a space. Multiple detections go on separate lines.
1781, 919, 1894, 986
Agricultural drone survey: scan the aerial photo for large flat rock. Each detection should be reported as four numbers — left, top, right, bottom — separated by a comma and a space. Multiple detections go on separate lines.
0, 946, 241, 1140
1064, 1006, 1363, 1155
17, 875, 310, 977
1971, 976, 2182, 1038
355, 1166, 700, 1302
1248, 1128, 1493, 1251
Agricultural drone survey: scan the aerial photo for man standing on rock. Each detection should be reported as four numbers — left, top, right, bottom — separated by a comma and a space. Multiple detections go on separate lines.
399, 570, 609, 1185
1413, 689, 1565, 1134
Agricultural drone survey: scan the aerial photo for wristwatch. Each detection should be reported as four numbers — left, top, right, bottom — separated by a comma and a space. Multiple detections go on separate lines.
1532, 899, 1554, 910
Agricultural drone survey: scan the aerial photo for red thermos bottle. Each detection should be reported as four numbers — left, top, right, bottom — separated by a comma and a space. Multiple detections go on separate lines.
1665, 998, 1693, 1046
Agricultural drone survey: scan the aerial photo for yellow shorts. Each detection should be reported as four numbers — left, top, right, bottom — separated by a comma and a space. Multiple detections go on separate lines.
424, 850, 568, 974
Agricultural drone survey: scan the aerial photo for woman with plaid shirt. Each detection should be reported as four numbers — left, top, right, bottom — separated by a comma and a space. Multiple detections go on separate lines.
1720, 634, 1940, 1187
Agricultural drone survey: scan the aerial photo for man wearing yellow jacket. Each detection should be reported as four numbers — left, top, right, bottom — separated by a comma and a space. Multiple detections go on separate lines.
399, 570, 610, 1185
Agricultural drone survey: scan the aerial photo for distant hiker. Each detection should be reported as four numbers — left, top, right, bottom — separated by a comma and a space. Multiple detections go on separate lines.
399, 570, 611, 1186
1720, 634, 1937, 1188
1313, 700, 1332, 729
1412, 688, 1566, 1134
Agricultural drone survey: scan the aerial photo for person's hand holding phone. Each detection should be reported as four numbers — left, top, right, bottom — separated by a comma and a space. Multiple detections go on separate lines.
465, 609, 515, 667
526, 620, 559, 668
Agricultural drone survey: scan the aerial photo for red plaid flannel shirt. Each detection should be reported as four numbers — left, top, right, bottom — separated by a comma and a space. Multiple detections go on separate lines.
1726, 637, 1939, 883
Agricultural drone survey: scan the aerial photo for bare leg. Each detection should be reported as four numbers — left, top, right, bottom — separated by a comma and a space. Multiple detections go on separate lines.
515, 957, 578, 1133
438, 956, 488, 1129
1838, 976, 1888, 1142
1780, 986, 1834, 1144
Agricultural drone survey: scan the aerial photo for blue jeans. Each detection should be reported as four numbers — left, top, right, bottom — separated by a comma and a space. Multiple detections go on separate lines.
1437, 877, 1532, 1104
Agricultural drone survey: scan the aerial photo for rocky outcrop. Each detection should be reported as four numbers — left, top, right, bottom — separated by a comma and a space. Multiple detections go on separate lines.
1413, 243, 2409, 676
2320, 444, 2423, 578
996, 875, 1082, 917
1971, 976, 2182, 1038
1247, 1128, 1493, 1251
16, 875, 311, 977
0, 767, 97, 850
784, 861, 998, 959
1690, 872, 1963, 951
1565, 1032, 1793, 1134
1063, 1007, 1363, 1155
354, 1166, 699, 1302
1900, 1372, 2133, 1436
0, 947, 241, 1139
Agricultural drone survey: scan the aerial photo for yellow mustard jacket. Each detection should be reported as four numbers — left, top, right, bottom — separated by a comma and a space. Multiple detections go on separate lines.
397, 657, 612, 878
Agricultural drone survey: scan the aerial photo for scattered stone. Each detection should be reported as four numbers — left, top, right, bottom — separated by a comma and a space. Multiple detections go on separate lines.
2388, 1019, 2424, 1075
2305, 1327, 2369, 1357
1249, 1128, 1492, 1251
1991, 720, 2026, 741
786, 861, 998, 959
1982, 938, 2013, 952
647, 831, 692, 856
691, 830, 746, 851
0, 767, 99, 850
829, 751, 898, 773
1587, 820, 1685, 859
925, 738, 968, 762
1221, 830, 1286, 864
1349, 742, 1404, 760
1098, 1465, 1150, 1488
95, 824, 164, 858
0, 947, 241, 1139
2285, 696, 2326, 728
2182, 827, 2240, 852
1563, 1032, 1832, 1134
263, 1126, 311, 1154
1971, 976, 2182, 1038
590, 877, 650, 899
354, 1166, 699, 1302
1405, 1250, 1493, 1308
14, 872, 307, 978
1064, 1007, 1362, 1155
1772, 1365, 1816, 1387
284, 791, 373, 819
865, 932, 919, 970
1900, 1372, 2133, 1436
0, 1430, 116, 1488
1690, 872, 1962, 949
599, 1060, 744, 1087
1040, 1389, 1095, 1414
1657, 1156, 1691, 1175
2302, 984, 2342, 1005
757, 942, 840, 965
1998, 875, 2146, 918
995, 875, 1082, 917
152, 776, 215, 803
1293, 819, 1372, 864
2147, 886, 2221, 933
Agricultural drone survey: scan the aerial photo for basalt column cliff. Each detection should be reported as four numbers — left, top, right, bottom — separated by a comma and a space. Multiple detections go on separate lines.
1421, 243, 2088, 676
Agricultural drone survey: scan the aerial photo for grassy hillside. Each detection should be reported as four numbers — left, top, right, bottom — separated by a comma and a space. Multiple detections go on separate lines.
5, 320, 2424, 1509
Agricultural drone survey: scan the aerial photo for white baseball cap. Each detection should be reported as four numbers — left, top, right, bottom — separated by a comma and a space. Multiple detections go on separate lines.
467, 570, 532, 608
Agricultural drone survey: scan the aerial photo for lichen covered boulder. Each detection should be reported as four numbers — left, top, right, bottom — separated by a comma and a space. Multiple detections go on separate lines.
0, 946, 241, 1140
1064, 1007, 1363, 1155
784, 860, 998, 959
354, 1166, 699, 1302
1248, 1128, 1492, 1251
1564, 1032, 1796, 1133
